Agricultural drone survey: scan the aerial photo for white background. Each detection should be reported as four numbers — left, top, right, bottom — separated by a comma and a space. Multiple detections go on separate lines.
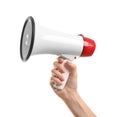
0, 0, 120, 117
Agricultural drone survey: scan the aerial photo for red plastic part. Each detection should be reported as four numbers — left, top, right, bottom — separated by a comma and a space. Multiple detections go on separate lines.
80, 34, 96, 57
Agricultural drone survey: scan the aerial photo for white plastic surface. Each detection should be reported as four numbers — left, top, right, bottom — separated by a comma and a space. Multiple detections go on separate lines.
31, 22, 84, 57
53, 60, 70, 90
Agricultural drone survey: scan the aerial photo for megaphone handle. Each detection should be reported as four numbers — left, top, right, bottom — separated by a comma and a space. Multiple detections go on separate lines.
53, 60, 70, 90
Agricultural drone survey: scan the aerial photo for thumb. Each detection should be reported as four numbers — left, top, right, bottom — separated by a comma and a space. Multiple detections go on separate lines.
65, 61, 77, 78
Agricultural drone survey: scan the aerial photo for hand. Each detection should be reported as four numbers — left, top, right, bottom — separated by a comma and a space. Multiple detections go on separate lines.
50, 57, 78, 100
50, 57, 97, 117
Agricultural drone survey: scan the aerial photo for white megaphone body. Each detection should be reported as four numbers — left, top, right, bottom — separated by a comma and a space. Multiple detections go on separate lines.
20, 16, 96, 89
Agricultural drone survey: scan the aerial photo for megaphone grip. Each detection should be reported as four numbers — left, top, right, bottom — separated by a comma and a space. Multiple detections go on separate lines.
53, 60, 69, 90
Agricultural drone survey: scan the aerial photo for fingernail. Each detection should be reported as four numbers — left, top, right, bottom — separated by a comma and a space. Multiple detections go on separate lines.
62, 69, 65, 73
61, 77, 64, 81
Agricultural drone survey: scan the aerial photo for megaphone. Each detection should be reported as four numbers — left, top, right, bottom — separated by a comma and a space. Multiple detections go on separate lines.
20, 16, 96, 89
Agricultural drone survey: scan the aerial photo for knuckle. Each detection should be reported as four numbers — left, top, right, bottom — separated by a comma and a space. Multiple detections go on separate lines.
51, 69, 54, 73
50, 76, 53, 80
59, 65, 64, 72
71, 64, 77, 70
51, 69, 53, 73
53, 61, 58, 66
49, 79, 52, 85
53, 61, 56, 66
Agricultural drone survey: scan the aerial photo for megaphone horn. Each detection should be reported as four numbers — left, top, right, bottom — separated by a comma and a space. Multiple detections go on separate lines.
20, 16, 96, 89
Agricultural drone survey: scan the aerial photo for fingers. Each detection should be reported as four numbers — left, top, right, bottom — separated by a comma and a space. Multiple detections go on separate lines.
50, 57, 77, 91
50, 58, 65, 89
56, 57, 77, 73
50, 73, 63, 89
53, 58, 77, 79
52, 69, 64, 81
50, 77, 62, 86
58, 57, 64, 63
53, 61, 65, 73
65, 61, 77, 73
64, 61, 77, 79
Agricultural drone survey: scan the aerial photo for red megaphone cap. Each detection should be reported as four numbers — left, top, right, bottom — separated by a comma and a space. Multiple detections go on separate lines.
80, 34, 96, 57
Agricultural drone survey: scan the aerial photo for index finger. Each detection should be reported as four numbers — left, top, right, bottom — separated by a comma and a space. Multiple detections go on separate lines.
58, 57, 64, 63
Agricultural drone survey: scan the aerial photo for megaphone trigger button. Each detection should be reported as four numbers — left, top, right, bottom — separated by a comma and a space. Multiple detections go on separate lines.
74, 56, 79, 59
74, 56, 77, 59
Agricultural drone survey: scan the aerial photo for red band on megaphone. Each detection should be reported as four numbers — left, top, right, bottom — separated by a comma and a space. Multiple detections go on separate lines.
79, 34, 96, 57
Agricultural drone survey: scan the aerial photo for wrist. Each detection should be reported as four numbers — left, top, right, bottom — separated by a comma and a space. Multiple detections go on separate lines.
63, 91, 79, 103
